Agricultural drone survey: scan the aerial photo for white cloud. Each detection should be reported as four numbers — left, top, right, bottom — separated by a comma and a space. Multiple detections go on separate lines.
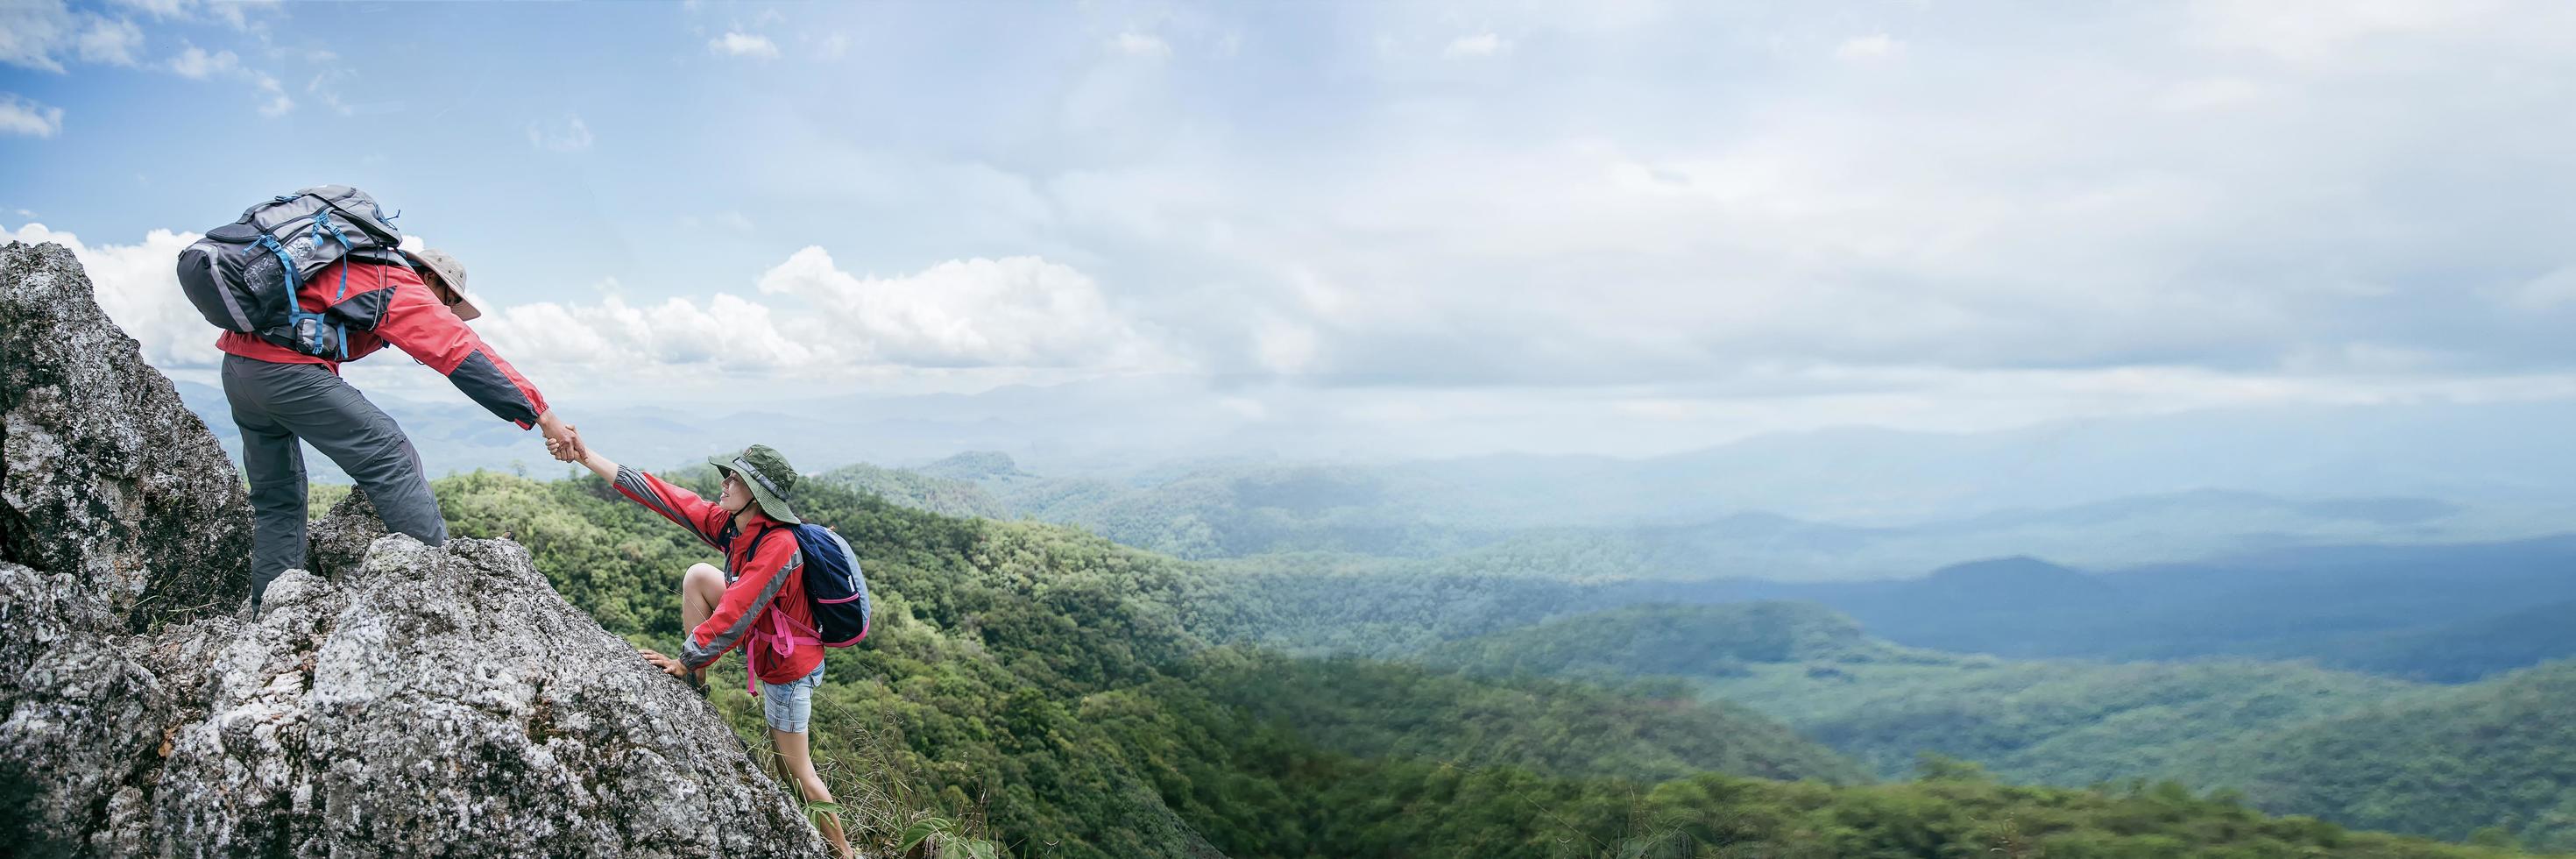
163, 44, 292, 115
817, 32, 849, 59
109, 0, 190, 18
476, 292, 824, 374
0, 2, 240, 72
2186, 0, 2497, 64
526, 114, 594, 153
75, 16, 143, 66
755, 248, 1171, 369
1834, 33, 1900, 60
1032, 0, 2576, 397
253, 73, 291, 117
2505, 266, 2576, 310
1254, 316, 1318, 374
708, 32, 781, 60
0, 93, 65, 137
2158, 76, 2267, 110
458, 249, 1176, 383
307, 67, 357, 115
214, 2, 275, 32
1440, 32, 1509, 59
0, 224, 1144, 389
166, 45, 237, 78
1111, 32, 1170, 59
110, 0, 275, 31
4, 223, 223, 370
0, 1, 76, 72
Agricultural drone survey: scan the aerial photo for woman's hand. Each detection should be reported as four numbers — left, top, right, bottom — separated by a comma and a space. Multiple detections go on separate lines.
551, 425, 619, 481
638, 648, 691, 678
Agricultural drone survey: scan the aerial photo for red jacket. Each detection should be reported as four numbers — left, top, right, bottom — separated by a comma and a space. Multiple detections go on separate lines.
610, 465, 824, 685
216, 259, 549, 428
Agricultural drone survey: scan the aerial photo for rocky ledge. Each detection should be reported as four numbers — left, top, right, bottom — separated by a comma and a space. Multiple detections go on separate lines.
0, 240, 827, 857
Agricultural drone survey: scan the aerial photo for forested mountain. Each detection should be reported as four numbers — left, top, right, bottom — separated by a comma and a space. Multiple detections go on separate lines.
1414, 603, 2417, 784
2177, 660, 2576, 851
1186, 652, 1869, 785
2320, 600, 2576, 682
812, 460, 1015, 519
1197, 539, 2576, 690
1631, 542, 2576, 679
1408, 599, 2576, 850
1410, 601, 1948, 677
424, 468, 2553, 857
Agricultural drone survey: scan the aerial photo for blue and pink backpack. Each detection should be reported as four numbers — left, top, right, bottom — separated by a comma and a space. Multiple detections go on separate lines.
739, 522, 872, 693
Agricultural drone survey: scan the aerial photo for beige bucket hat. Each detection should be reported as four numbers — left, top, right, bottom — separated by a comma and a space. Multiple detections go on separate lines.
403, 247, 484, 322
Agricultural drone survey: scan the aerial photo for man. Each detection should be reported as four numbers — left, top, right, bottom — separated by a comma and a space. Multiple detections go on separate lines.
555, 437, 853, 858
220, 245, 578, 614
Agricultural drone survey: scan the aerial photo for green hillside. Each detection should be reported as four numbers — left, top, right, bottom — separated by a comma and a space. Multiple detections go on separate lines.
429, 471, 2560, 857
1412, 601, 1951, 677
811, 460, 1015, 520
1714, 659, 2418, 787
2176, 660, 2576, 851
433, 470, 1856, 857
1189, 650, 1870, 785
1419, 602, 2447, 814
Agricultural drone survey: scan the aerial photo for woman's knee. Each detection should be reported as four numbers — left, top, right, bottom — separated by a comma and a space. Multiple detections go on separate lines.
683, 562, 724, 591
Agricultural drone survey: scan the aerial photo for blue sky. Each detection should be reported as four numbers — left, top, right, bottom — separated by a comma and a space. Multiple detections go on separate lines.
7, 0, 2576, 458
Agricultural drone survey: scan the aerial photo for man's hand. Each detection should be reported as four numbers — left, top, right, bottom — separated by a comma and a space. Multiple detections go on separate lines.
544, 426, 583, 462
638, 648, 691, 678
537, 410, 584, 462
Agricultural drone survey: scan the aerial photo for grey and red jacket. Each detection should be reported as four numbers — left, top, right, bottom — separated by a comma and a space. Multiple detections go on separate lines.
610, 465, 823, 685
215, 258, 549, 428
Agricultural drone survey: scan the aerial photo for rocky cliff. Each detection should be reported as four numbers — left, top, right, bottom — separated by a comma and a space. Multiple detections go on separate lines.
0, 241, 829, 857
3, 242, 252, 630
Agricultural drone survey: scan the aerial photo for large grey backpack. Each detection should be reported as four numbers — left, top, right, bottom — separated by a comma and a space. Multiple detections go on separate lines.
174, 186, 407, 359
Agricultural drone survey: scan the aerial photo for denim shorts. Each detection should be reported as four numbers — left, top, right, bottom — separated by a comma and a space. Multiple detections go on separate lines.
760, 663, 825, 734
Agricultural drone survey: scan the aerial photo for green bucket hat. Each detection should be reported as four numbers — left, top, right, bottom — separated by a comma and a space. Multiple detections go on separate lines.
708, 444, 802, 524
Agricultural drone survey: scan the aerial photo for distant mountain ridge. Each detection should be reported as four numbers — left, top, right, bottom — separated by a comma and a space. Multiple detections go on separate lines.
787, 450, 2563, 581
1617, 537, 2576, 677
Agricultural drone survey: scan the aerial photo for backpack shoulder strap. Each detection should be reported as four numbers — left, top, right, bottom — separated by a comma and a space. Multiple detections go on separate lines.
736, 522, 803, 569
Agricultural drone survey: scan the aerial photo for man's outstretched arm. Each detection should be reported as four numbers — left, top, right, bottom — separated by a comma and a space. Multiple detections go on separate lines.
358, 263, 552, 429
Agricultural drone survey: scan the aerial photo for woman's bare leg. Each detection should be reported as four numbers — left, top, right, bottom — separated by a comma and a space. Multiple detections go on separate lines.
772, 728, 852, 858
679, 563, 723, 687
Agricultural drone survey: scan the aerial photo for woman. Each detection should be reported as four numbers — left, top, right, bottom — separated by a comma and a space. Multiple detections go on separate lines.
553, 436, 852, 858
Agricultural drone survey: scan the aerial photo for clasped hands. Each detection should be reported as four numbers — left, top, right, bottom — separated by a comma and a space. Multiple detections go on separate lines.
537, 410, 586, 464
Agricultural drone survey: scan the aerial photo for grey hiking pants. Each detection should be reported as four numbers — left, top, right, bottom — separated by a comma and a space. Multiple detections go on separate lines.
223, 354, 447, 603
